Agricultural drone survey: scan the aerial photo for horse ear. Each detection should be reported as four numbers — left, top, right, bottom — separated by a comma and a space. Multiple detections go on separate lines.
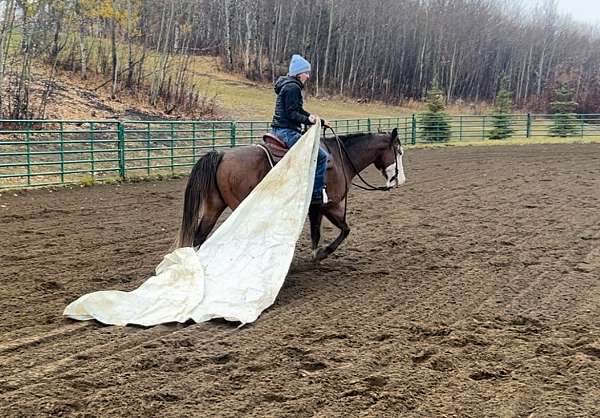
390, 128, 398, 143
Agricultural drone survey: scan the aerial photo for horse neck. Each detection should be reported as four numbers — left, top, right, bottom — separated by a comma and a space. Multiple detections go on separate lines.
341, 134, 380, 177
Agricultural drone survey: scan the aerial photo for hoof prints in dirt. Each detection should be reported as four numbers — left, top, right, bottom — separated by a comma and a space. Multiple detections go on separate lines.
2, 144, 600, 417
469, 369, 511, 381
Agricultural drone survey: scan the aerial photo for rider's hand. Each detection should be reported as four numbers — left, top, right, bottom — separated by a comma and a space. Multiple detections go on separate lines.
308, 114, 318, 124
322, 119, 330, 128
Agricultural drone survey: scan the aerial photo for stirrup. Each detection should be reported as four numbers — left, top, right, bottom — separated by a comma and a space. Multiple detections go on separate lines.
311, 189, 328, 206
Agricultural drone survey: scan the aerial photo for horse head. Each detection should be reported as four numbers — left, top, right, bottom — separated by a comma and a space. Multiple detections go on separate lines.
372, 128, 406, 188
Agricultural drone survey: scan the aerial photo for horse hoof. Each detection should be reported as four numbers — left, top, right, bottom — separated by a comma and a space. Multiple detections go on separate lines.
312, 248, 328, 263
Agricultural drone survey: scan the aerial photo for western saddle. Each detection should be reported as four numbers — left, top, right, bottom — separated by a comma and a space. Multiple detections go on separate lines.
258, 133, 333, 169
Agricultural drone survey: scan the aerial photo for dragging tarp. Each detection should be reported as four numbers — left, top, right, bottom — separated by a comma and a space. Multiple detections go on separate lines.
63, 123, 321, 326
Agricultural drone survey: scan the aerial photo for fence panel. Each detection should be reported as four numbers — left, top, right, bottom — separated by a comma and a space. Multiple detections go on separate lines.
236, 121, 271, 145
121, 120, 232, 177
1, 114, 599, 189
0, 120, 121, 188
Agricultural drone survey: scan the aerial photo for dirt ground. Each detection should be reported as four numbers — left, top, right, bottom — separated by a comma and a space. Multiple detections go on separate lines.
1, 143, 599, 417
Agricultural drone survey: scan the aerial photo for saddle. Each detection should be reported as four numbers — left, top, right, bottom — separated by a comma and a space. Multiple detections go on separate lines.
258, 133, 333, 168
262, 133, 288, 162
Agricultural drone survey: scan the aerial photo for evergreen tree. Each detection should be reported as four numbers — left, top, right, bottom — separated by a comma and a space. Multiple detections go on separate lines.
419, 81, 451, 142
549, 83, 578, 137
489, 77, 514, 139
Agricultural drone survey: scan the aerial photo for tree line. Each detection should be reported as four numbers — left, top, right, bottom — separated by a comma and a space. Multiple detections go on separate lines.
1, 0, 599, 119
215, 0, 600, 111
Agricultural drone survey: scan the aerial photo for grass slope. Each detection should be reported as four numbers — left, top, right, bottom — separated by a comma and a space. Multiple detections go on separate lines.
169, 56, 411, 120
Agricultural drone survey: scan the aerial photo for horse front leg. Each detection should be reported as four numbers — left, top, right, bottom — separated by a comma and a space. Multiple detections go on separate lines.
308, 205, 324, 260
314, 202, 350, 262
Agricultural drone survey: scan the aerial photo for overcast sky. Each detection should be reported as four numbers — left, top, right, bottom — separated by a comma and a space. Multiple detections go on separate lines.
556, 0, 600, 24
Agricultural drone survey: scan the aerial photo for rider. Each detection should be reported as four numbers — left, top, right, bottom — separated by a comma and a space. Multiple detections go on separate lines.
271, 54, 330, 205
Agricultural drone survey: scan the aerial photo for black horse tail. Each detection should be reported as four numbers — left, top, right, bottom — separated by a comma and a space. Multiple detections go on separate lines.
177, 151, 223, 248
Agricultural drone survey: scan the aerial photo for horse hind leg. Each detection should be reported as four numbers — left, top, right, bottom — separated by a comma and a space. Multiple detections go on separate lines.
193, 198, 226, 248
314, 203, 350, 263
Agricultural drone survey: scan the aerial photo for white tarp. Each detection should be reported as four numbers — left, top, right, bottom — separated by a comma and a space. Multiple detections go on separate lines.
63, 122, 321, 326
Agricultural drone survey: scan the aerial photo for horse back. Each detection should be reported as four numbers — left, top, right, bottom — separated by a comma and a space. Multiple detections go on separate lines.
215, 145, 272, 210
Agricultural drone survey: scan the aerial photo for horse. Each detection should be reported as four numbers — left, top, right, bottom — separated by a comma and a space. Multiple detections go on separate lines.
176, 128, 405, 262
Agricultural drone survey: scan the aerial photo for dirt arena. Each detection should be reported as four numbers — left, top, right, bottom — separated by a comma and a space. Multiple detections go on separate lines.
1, 143, 599, 417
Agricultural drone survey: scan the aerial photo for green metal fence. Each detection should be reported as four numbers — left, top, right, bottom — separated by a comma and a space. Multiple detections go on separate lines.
1, 114, 599, 189
414, 114, 600, 142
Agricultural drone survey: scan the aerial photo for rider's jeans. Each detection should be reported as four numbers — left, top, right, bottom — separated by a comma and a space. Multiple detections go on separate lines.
271, 127, 329, 203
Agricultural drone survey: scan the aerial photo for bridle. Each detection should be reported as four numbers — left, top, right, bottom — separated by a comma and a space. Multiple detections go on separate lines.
326, 126, 402, 192
323, 126, 402, 224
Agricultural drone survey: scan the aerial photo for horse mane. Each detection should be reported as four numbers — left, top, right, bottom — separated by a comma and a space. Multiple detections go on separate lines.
340, 132, 370, 143
325, 132, 373, 145
326, 131, 396, 150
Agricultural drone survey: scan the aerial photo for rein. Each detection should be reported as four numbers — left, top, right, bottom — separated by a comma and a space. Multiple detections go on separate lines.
326, 126, 400, 192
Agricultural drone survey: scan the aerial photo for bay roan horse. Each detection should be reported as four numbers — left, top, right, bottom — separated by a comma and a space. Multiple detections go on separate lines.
176, 128, 405, 262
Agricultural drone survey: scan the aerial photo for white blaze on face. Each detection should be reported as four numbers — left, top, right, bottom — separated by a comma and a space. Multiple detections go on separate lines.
384, 148, 406, 188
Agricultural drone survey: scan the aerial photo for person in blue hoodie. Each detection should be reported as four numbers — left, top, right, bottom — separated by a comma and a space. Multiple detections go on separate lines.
271, 54, 330, 205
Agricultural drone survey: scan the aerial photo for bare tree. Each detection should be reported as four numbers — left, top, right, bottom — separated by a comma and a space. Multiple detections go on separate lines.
3, 0, 600, 118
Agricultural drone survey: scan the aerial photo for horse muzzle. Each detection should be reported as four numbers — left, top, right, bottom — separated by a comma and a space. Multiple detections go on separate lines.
384, 159, 406, 189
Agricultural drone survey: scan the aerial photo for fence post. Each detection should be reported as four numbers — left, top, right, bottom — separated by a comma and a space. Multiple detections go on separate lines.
192, 122, 197, 163
117, 121, 126, 179
59, 121, 65, 184
146, 122, 151, 175
89, 122, 95, 178
170, 123, 175, 175
459, 116, 463, 141
580, 115, 585, 137
230, 121, 237, 147
26, 122, 31, 186
411, 114, 417, 145
482, 116, 486, 140
211, 122, 216, 150
526, 113, 532, 138
367, 118, 371, 133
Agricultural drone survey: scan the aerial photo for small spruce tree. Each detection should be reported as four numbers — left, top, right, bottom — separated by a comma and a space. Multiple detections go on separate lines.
419, 81, 451, 142
489, 76, 514, 139
549, 83, 578, 137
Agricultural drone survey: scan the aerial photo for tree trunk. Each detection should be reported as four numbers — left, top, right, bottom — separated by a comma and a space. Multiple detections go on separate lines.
0, 0, 16, 114
282, 2, 297, 60
126, 0, 134, 88
322, 0, 334, 93
243, 0, 252, 75
79, 19, 87, 79
224, 0, 233, 70
447, 41, 457, 102
110, 1, 118, 99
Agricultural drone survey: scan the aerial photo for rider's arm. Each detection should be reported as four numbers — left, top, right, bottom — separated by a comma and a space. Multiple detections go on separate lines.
283, 85, 312, 125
